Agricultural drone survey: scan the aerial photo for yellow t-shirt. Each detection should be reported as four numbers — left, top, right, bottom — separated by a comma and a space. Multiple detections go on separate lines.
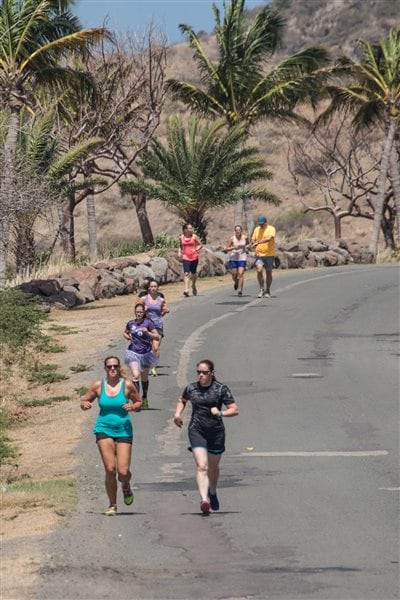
252, 224, 276, 256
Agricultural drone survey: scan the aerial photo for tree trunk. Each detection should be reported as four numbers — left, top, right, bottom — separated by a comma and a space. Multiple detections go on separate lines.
369, 117, 397, 260
86, 191, 97, 262
389, 143, 400, 246
243, 197, 254, 236
234, 198, 243, 226
131, 192, 154, 245
59, 195, 76, 261
0, 109, 20, 287
13, 212, 36, 274
334, 214, 342, 239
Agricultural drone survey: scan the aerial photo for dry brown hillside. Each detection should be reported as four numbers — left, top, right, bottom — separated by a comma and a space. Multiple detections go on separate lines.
45, 0, 395, 258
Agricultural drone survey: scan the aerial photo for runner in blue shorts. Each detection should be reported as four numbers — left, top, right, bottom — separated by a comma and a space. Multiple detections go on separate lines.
225, 225, 249, 296
174, 359, 239, 514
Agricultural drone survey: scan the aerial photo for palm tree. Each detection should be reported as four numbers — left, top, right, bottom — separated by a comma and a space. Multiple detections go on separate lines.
167, 0, 329, 127
320, 28, 400, 260
119, 116, 280, 242
0, 0, 107, 285
166, 0, 330, 229
5, 110, 104, 272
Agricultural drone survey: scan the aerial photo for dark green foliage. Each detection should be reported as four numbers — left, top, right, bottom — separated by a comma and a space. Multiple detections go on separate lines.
120, 117, 280, 241
69, 363, 92, 373
0, 408, 17, 465
28, 362, 68, 385
21, 396, 70, 407
0, 288, 46, 353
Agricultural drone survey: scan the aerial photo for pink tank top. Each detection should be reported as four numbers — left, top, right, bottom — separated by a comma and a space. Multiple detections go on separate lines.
180, 235, 198, 261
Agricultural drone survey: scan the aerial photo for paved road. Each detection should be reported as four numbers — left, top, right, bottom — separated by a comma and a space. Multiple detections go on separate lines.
30, 265, 399, 600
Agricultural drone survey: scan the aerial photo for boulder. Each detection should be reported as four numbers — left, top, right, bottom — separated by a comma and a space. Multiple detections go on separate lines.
94, 271, 127, 298
63, 285, 87, 305
63, 266, 100, 290
304, 238, 329, 252
44, 290, 78, 310
283, 251, 307, 269
78, 281, 96, 303
150, 256, 169, 282
20, 279, 61, 297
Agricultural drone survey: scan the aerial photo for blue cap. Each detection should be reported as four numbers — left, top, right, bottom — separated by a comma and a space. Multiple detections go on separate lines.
257, 216, 267, 225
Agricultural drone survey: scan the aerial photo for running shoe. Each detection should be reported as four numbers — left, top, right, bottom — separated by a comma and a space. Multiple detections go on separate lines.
208, 490, 220, 511
192, 285, 198, 296
234, 281, 239, 290
238, 291, 243, 297
142, 398, 149, 410
264, 291, 271, 298
150, 367, 157, 377
183, 291, 189, 297
257, 288, 265, 298
122, 485, 134, 506
200, 500, 210, 515
104, 505, 117, 516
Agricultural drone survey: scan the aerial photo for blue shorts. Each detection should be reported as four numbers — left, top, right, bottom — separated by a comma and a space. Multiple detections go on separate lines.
255, 256, 274, 270
229, 260, 246, 269
182, 259, 198, 274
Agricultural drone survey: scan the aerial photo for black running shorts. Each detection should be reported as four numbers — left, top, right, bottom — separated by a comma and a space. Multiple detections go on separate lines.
188, 425, 225, 454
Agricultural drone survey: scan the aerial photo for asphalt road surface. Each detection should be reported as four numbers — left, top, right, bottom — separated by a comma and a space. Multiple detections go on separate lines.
30, 264, 399, 600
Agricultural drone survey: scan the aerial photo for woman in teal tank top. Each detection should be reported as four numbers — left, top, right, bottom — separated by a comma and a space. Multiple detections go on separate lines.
80, 356, 142, 515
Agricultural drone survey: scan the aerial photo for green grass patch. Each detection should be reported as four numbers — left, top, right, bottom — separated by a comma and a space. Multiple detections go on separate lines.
47, 324, 79, 335
69, 363, 92, 373
74, 386, 89, 396
21, 396, 70, 408
28, 362, 68, 385
0, 408, 17, 465
5, 478, 77, 515
36, 335, 67, 353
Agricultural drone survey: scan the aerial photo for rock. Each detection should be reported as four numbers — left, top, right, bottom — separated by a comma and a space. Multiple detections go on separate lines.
283, 251, 307, 269
63, 266, 100, 290
78, 281, 96, 303
44, 290, 78, 310
94, 271, 127, 298
150, 257, 168, 282
20, 279, 61, 297
63, 285, 87, 305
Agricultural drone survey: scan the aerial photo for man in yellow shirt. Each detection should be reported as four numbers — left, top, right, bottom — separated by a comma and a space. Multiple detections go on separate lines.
249, 216, 276, 298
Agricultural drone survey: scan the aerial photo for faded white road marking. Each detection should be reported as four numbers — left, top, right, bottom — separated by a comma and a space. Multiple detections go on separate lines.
237, 450, 389, 457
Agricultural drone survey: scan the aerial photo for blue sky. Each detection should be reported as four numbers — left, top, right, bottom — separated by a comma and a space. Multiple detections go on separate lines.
76, 1, 265, 44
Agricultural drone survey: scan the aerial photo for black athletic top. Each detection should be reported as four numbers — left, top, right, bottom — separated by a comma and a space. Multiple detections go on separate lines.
182, 380, 235, 431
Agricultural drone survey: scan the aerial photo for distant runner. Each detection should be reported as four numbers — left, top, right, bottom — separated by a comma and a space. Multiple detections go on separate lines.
178, 223, 202, 297
225, 225, 249, 296
143, 280, 169, 376
249, 215, 276, 298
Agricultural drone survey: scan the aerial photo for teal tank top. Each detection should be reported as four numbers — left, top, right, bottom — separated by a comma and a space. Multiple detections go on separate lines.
93, 379, 133, 438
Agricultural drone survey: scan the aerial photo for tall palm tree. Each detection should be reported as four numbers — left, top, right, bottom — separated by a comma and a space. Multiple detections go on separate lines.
0, 0, 107, 285
320, 28, 400, 259
119, 116, 280, 242
166, 0, 330, 229
167, 0, 329, 127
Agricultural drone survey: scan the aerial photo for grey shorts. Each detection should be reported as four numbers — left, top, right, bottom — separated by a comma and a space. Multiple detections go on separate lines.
255, 256, 274, 270
124, 350, 158, 371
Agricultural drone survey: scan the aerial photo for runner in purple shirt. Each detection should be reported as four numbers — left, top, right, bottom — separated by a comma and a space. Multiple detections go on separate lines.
123, 303, 159, 409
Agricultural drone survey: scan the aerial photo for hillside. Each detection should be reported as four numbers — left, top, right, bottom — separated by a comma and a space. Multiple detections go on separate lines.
50, 0, 396, 259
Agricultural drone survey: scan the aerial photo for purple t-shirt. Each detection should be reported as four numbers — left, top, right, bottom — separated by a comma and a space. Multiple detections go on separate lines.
125, 318, 155, 354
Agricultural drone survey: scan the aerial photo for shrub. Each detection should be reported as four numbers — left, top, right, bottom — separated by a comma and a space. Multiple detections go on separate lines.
0, 288, 46, 353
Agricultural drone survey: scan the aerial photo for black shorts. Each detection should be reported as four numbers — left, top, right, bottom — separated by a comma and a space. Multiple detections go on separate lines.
182, 259, 198, 274
188, 425, 225, 454
95, 433, 132, 444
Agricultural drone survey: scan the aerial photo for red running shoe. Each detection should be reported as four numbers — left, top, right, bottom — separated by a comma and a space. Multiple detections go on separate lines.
200, 500, 210, 514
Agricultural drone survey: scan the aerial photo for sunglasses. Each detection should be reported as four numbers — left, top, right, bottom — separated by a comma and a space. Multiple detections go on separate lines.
106, 364, 120, 370
197, 369, 210, 375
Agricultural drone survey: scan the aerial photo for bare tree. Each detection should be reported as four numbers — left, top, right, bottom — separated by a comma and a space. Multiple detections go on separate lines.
287, 114, 395, 245
56, 27, 167, 261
